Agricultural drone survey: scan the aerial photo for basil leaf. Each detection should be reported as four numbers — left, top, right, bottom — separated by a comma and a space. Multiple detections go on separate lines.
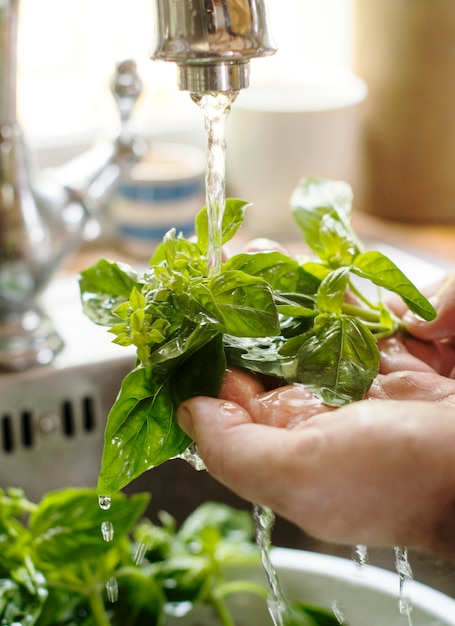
208, 270, 280, 337
352, 251, 437, 321
147, 321, 218, 366
292, 600, 341, 625
114, 568, 164, 626
159, 228, 206, 276
98, 335, 225, 494
195, 198, 249, 253
30, 489, 148, 565
79, 259, 143, 326
291, 176, 363, 266
282, 314, 379, 406
316, 267, 350, 314
178, 502, 254, 544
275, 293, 317, 319
97, 365, 189, 494
224, 251, 320, 294
224, 335, 290, 379
171, 332, 226, 408
0, 574, 47, 626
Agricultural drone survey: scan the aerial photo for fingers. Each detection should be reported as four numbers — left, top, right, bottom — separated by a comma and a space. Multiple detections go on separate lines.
219, 367, 334, 428
176, 396, 314, 511
367, 371, 455, 405
177, 396, 455, 556
401, 273, 455, 341
218, 367, 266, 409
378, 336, 437, 375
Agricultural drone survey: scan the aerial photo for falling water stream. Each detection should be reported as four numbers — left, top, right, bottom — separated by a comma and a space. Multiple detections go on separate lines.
191, 89, 359, 626
394, 546, 415, 625
253, 504, 293, 626
191, 91, 238, 278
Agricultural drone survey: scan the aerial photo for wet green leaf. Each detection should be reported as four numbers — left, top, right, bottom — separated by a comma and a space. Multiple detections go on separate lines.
352, 250, 437, 321
282, 314, 379, 406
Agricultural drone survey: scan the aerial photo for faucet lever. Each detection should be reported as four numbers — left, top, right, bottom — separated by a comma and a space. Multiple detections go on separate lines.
111, 58, 143, 144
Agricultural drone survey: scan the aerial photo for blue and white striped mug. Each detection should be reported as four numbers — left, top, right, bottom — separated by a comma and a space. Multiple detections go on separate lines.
111, 142, 206, 258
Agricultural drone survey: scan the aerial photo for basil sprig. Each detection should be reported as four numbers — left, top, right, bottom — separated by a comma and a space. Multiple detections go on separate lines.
0, 487, 339, 626
80, 177, 436, 495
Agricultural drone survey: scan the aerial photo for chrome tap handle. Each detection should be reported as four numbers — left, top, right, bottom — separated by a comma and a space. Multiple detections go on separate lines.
111, 58, 143, 127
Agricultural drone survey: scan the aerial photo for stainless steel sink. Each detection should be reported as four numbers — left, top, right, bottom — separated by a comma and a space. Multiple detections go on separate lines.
0, 275, 136, 501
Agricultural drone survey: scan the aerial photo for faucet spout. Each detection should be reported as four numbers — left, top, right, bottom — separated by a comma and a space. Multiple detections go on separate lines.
150, 0, 276, 93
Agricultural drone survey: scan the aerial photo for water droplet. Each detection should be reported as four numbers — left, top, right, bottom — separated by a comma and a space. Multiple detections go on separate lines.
101, 521, 115, 542
133, 541, 148, 565
98, 495, 111, 510
106, 576, 119, 603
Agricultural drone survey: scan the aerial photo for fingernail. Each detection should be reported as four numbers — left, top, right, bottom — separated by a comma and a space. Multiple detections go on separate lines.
177, 405, 194, 438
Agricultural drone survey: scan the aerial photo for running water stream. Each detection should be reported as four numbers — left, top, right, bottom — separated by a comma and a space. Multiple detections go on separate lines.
188, 90, 295, 626
253, 504, 293, 626
191, 91, 238, 278
394, 546, 414, 625
186, 88, 354, 626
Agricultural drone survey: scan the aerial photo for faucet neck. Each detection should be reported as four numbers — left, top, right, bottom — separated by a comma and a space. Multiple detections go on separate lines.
177, 60, 249, 93
0, 0, 18, 123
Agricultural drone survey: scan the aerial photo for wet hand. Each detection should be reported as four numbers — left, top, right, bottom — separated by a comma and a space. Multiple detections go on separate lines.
177, 393, 455, 558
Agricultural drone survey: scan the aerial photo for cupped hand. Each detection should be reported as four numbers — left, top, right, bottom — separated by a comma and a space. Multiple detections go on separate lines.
177, 392, 455, 558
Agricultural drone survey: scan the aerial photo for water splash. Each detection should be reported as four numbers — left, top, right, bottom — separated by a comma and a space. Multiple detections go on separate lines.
178, 442, 207, 471
191, 91, 238, 277
164, 601, 193, 617
394, 546, 414, 625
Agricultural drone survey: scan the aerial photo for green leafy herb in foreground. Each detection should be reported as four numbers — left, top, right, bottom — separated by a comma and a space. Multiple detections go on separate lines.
79, 177, 436, 495
0, 487, 338, 626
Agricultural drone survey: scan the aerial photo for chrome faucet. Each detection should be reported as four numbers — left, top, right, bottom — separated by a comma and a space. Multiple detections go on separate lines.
0, 0, 145, 371
150, 0, 276, 93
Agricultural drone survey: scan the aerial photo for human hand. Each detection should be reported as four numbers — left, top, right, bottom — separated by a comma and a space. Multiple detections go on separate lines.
176, 255, 455, 556
177, 391, 455, 558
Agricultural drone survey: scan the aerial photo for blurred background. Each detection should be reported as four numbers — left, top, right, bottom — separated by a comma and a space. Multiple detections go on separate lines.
17, 0, 354, 149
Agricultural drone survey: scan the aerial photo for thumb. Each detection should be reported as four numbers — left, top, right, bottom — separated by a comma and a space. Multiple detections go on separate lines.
177, 396, 253, 441
176, 396, 295, 506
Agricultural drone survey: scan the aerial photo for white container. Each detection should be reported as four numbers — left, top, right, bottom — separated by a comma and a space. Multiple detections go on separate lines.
226, 74, 367, 240
171, 548, 455, 625
110, 142, 206, 259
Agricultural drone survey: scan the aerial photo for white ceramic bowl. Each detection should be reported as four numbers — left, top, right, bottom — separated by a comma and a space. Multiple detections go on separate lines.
168, 548, 455, 625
